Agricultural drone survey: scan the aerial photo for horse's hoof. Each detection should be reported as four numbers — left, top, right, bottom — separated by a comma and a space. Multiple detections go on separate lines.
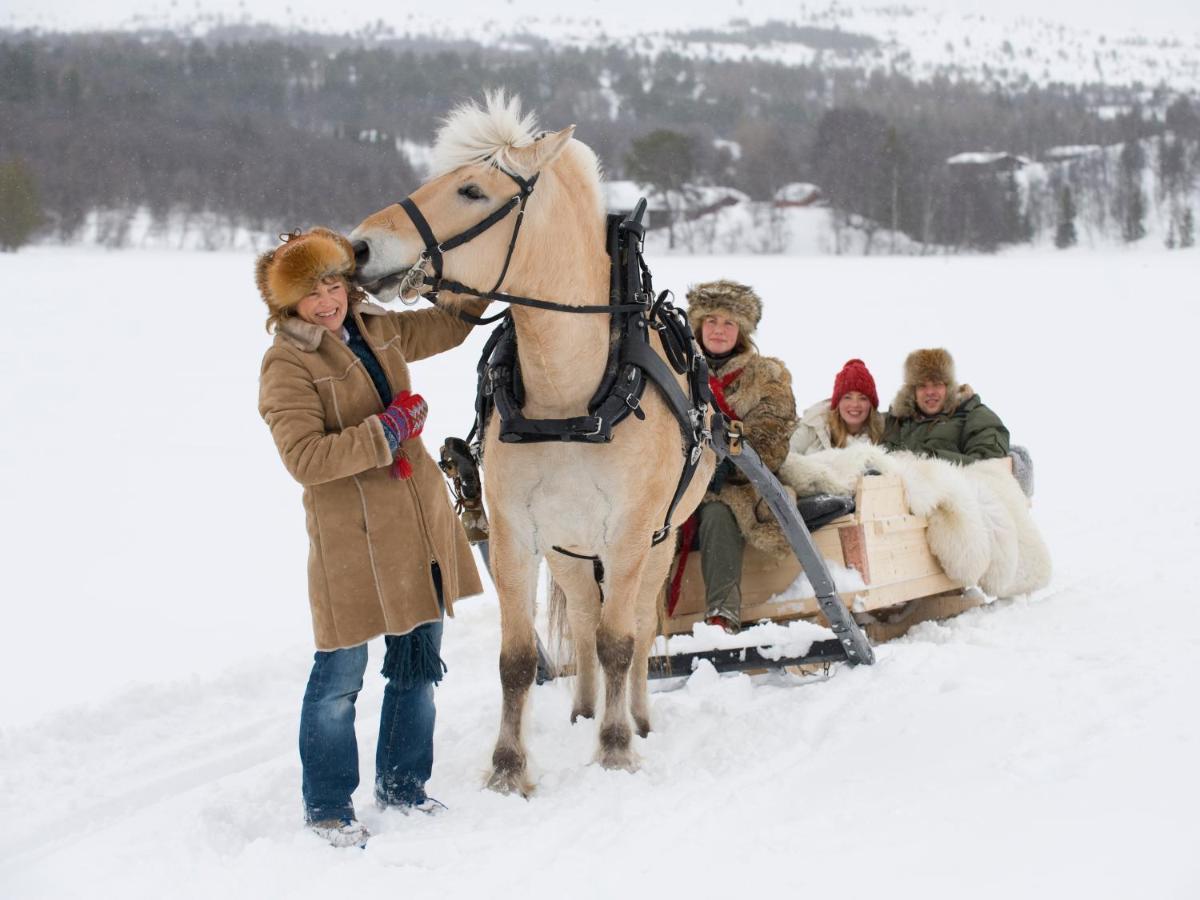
598, 724, 639, 771
486, 767, 534, 797
634, 716, 651, 739
570, 705, 595, 724
598, 746, 640, 772
488, 747, 533, 797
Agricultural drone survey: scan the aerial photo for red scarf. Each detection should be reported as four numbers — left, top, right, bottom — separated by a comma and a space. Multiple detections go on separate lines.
708, 367, 743, 420
666, 366, 743, 616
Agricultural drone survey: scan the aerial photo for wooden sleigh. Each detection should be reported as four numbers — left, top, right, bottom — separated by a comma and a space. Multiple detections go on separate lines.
648, 458, 1017, 678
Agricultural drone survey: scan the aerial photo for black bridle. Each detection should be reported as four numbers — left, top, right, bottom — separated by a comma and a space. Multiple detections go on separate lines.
393, 164, 651, 324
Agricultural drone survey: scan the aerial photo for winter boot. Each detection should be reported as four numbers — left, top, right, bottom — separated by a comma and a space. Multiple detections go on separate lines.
308, 816, 370, 848
796, 493, 855, 532
375, 792, 448, 816
408, 796, 448, 816
704, 614, 738, 634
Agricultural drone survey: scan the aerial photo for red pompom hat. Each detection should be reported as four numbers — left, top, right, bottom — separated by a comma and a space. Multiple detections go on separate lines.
831, 359, 879, 410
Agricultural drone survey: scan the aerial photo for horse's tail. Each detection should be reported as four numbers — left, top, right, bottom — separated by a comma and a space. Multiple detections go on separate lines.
546, 571, 574, 674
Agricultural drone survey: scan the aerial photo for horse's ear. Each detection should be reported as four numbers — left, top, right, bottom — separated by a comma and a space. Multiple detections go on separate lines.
507, 125, 576, 177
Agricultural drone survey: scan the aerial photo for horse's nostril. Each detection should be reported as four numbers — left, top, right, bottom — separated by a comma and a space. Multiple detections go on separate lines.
352, 240, 370, 270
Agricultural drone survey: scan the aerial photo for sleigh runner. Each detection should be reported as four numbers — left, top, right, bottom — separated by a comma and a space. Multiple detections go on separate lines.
650, 457, 1019, 677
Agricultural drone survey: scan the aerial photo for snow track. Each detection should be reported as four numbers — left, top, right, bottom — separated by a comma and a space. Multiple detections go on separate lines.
2, 249, 1198, 898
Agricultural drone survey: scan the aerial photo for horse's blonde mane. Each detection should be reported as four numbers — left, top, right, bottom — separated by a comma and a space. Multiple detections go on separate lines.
430, 91, 539, 176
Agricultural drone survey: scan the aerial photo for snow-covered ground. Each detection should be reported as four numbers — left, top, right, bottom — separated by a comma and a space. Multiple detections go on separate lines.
2, 247, 1198, 898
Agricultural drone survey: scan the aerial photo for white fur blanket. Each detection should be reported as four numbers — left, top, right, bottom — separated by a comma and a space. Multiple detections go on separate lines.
778, 445, 1052, 598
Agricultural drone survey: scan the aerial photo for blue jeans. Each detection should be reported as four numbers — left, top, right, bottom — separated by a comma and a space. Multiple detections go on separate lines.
299, 616, 444, 823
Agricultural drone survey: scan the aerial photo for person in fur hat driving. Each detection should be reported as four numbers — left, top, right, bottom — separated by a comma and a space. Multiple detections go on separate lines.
883, 347, 1010, 464
671, 280, 798, 633
256, 228, 486, 847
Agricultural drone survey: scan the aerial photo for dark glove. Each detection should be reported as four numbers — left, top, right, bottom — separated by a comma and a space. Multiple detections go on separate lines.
707, 457, 735, 493
378, 390, 428, 452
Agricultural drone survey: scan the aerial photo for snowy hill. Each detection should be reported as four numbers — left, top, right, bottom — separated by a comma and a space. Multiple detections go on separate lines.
6, 0, 1200, 90
1, 246, 1198, 897
525, 8, 1200, 94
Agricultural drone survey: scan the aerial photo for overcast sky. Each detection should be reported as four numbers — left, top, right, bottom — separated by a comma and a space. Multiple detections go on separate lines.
3, 0, 1199, 36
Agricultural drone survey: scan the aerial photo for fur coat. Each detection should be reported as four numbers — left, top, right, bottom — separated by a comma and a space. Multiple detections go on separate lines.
778, 443, 1051, 598
259, 300, 485, 650
705, 348, 798, 558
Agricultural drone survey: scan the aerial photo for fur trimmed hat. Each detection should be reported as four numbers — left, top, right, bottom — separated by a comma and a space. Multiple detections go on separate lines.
903, 347, 957, 390
890, 347, 962, 417
831, 358, 879, 410
685, 280, 763, 342
255, 227, 356, 315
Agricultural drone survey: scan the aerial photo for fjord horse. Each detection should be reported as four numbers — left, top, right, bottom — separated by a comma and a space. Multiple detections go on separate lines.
351, 94, 714, 795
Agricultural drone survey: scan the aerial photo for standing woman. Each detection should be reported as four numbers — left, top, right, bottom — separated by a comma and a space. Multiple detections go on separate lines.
790, 358, 885, 455
256, 228, 484, 847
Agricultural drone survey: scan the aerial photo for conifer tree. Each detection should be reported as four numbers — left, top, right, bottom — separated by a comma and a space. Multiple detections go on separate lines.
624, 129, 697, 250
1119, 138, 1147, 243
1181, 209, 1196, 249
1054, 186, 1078, 249
0, 159, 43, 251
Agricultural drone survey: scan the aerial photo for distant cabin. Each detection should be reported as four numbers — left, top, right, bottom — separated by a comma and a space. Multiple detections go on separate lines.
602, 180, 668, 228
945, 152, 1031, 173
1043, 145, 1102, 163
602, 181, 748, 228
682, 186, 749, 222
773, 182, 824, 208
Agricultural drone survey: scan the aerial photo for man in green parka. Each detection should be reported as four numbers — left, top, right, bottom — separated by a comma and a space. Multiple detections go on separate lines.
883, 348, 1010, 464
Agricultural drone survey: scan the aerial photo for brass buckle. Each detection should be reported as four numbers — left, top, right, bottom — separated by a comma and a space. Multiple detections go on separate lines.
727, 419, 744, 456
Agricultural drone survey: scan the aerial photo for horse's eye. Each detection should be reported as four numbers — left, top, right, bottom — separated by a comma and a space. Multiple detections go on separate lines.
458, 184, 486, 201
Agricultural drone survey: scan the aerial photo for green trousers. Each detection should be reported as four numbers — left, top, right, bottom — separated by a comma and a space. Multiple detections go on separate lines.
696, 501, 745, 628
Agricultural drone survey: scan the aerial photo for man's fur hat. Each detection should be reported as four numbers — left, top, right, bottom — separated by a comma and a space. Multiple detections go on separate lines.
685, 280, 763, 343
904, 347, 956, 389
255, 227, 356, 315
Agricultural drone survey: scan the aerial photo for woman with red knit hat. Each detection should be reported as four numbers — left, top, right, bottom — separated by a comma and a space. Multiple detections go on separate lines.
790, 358, 885, 455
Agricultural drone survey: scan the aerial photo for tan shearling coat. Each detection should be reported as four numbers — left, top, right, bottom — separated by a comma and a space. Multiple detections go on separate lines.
259, 300, 485, 650
706, 349, 798, 558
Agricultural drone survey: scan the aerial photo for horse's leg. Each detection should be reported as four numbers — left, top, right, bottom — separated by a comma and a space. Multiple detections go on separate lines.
486, 524, 540, 797
629, 540, 674, 739
594, 549, 651, 771
546, 555, 601, 724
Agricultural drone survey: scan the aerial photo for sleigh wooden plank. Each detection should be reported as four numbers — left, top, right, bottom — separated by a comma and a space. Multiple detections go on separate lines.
649, 464, 1020, 677
663, 472, 963, 635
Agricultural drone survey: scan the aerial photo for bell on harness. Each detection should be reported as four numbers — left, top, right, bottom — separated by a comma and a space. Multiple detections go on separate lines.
438, 437, 489, 544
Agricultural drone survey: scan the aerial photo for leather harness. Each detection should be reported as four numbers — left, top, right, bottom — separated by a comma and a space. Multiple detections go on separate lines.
392, 163, 714, 546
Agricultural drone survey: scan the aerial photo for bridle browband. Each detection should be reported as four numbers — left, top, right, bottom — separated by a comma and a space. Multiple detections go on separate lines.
393, 163, 650, 324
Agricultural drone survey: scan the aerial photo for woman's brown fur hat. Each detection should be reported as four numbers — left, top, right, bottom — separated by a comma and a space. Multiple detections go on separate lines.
685, 279, 763, 340
255, 228, 356, 314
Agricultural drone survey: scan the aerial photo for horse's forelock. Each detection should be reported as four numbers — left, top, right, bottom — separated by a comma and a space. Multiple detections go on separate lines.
430, 91, 539, 177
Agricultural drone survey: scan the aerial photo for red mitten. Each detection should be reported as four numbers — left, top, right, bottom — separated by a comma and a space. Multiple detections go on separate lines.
378, 390, 429, 448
